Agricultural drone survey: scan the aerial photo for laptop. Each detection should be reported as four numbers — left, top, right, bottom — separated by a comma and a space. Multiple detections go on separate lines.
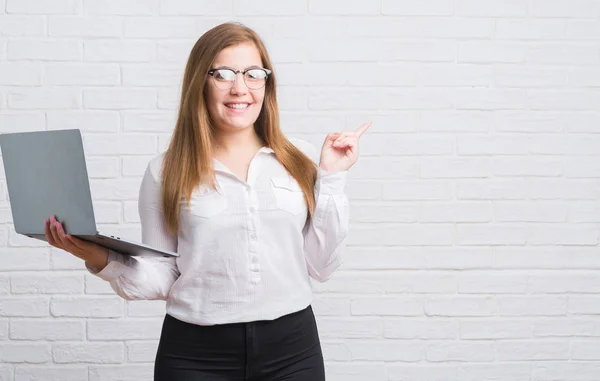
0, 129, 179, 258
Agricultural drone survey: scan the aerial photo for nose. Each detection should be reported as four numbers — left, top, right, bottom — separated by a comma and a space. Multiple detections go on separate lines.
230, 72, 248, 95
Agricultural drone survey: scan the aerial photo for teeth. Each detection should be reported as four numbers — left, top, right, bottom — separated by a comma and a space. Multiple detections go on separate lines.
226, 103, 249, 109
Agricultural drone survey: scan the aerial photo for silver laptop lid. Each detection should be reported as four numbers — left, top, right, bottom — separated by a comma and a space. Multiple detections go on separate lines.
0, 129, 98, 236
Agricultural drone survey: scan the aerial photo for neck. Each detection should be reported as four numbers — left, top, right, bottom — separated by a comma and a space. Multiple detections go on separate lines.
212, 126, 264, 155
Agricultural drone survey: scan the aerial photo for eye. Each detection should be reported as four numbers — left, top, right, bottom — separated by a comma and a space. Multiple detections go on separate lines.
246, 69, 267, 80
213, 69, 235, 81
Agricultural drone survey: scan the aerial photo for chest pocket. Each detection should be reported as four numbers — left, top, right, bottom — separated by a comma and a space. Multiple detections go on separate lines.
188, 185, 228, 218
270, 176, 306, 215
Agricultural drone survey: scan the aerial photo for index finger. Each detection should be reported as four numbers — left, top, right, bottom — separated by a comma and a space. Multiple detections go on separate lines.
355, 121, 372, 137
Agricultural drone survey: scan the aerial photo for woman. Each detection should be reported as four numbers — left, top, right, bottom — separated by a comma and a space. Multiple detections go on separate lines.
44, 22, 370, 381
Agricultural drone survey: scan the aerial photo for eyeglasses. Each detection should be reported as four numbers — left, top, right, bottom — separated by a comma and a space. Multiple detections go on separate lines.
208, 67, 272, 90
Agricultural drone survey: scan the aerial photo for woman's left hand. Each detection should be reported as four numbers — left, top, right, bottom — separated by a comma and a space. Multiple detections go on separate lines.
319, 122, 372, 173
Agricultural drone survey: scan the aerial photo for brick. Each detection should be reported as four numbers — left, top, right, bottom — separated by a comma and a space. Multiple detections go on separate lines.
124, 17, 198, 38
83, 88, 156, 110
455, 89, 528, 110
495, 247, 600, 269
383, 181, 454, 201
311, 297, 351, 316
458, 42, 528, 63
460, 319, 533, 339
384, 224, 454, 246
53, 342, 124, 363
494, 66, 566, 88
325, 363, 387, 381
14, 367, 87, 381
84, 40, 155, 62
566, 158, 600, 178
421, 111, 491, 132
84, 0, 157, 15
89, 365, 153, 381
10, 320, 84, 340
6, 0, 80, 14
0, 15, 45, 36
87, 157, 120, 179
572, 341, 600, 360
530, 272, 600, 293
87, 319, 163, 340
494, 201, 567, 222
0, 298, 48, 317
122, 64, 185, 86
421, 158, 490, 179
0, 63, 41, 85
457, 0, 526, 16
45, 63, 120, 85
346, 339, 423, 361
51, 296, 123, 318
10, 273, 83, 294
529, 225, 599, 245
419, 64, 491, 87
387, 365, 458, 381
0, 343, 51, 363
458, 364, 532, 381
529, 45, 599, 65
49, 16, 122, 37
47, 111, 119, 132
312, 0, 379, 15
8, 88, 81, 109
122, 111, 176, 132
497, 296, 568, 316
127, 341, 159, 363
7, 40, 81, 61
349, 158, 418, 179
0, 113, 45, 133
0, 249, 50, 270
316, 318, 382, 339
533, 363, 600, 381
351, 297, 424, 316
493, 157, 562, 177
496, 19, 565, 39
497, 340, 569, 361
427, 342, 495, 362
234, 0, 303, 15
425, 297, 496, 317
567, 20, 600, 40
529, 0, 600, 18
321, 342, 351, 361
384, 319, 457, 339
382, 0, 453, 15
0, 319, 6, 340
457, 224, 528, 245
458, 272, 528, 294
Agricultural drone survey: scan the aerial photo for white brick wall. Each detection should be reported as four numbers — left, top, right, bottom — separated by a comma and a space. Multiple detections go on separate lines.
0, 0, 599, 380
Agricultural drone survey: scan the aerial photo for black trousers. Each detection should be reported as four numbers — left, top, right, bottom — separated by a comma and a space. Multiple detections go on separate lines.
154, 305, 326, 381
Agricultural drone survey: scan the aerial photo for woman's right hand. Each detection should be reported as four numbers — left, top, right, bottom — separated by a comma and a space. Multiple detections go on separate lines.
44, 215, 109, 271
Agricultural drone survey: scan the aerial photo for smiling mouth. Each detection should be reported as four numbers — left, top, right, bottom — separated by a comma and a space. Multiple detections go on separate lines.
225, 103, 250, 109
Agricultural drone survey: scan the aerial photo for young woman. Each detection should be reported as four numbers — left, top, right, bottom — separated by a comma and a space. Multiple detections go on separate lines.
44, 22, 370, 381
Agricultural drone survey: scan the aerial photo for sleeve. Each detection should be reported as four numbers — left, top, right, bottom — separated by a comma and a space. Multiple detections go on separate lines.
296, 139, 350, 282
86, 159, 180, 301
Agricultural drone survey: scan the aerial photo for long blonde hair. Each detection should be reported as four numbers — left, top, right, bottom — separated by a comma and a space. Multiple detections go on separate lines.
161, 22, 317, 235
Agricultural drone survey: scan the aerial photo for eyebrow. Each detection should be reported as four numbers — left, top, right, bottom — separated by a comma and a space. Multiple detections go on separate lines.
211, 65, 263, 71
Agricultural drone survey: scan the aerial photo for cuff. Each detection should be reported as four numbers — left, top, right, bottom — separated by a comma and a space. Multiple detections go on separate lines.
317, 167, 348, 195
85, 250, 128, 282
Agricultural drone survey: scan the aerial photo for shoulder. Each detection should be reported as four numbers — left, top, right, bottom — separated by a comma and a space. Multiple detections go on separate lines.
145, 152, 167, 182
288, 137, 319, 164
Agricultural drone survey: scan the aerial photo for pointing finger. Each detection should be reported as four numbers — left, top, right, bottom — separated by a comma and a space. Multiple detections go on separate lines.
355, 121, 372, 138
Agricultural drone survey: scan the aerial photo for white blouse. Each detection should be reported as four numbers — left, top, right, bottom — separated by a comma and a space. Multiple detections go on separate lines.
87, 138, 349, 325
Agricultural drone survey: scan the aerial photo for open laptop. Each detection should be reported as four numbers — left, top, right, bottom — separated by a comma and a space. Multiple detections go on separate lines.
0, 129, 178, 258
